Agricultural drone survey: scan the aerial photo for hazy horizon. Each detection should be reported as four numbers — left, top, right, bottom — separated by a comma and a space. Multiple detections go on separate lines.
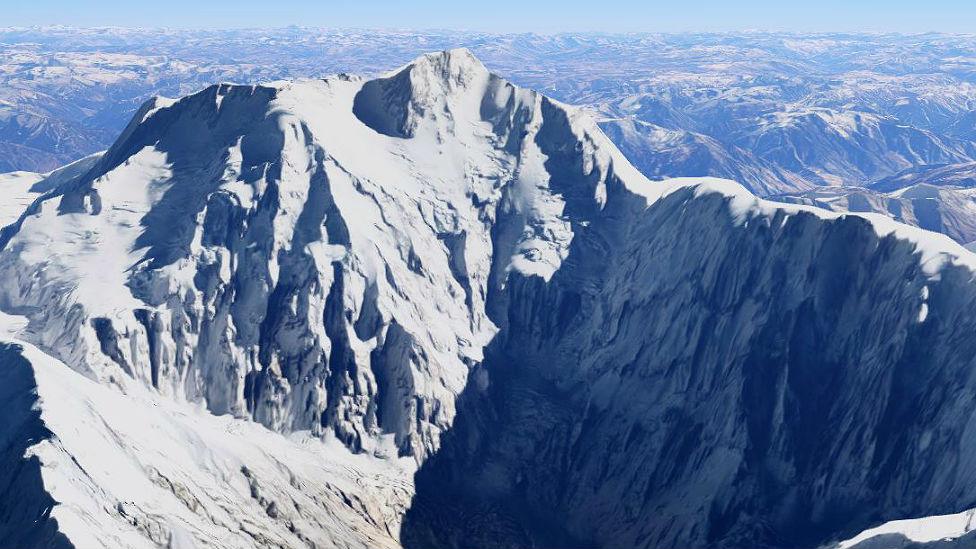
8, 0, 976, 34
4, 25, 976, 36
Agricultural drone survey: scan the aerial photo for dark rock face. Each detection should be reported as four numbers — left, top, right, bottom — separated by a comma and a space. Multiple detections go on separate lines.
0, 343, 74, 549
404, 185, 976, 549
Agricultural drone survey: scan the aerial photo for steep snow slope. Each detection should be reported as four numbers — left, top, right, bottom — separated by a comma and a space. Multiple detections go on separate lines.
0, 153, 99, 226
0, 171, 43, 224
5, 49, 976, 549
835, 508, 976, 549
0, 328, 411, 549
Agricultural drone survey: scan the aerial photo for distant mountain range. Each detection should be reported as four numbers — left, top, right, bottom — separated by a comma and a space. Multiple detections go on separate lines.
5, 29, 976, 199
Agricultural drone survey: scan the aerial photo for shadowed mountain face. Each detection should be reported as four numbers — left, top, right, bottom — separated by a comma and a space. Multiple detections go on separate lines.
0, 343, 73, 549
4, 49, 976, 549
401, 184, 976, 549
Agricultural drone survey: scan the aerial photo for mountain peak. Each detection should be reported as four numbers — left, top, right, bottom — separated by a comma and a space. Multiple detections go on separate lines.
353, 48, 495, 139
407, 47, 489, 82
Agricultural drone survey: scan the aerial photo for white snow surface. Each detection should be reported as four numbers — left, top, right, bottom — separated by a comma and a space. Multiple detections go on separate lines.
0, 153, 100, 226
1, 327, 412, 549
664, 177, 976, 278
835, 508, 976, 548
0, 171, 42, 225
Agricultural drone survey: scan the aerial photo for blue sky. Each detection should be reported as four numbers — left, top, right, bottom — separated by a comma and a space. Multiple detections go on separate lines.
6, 0, 976, 33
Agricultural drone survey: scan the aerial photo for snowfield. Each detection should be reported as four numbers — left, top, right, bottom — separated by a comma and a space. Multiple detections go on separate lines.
0, 333, 412, 549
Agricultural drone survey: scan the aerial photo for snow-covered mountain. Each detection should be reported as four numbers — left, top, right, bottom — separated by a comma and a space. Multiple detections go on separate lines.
0, 48, 612, 547
0, 339, 412, 549
5, 49, 976, 549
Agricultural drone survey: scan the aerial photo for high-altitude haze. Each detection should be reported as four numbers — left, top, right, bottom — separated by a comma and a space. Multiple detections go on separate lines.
6, 0, 976, 32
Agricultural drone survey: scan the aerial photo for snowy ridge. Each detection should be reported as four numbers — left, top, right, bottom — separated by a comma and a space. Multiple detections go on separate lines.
669, 177, 976, 277
772, 182, 976, 248
400, 162, 976, 547
0, 152, 101, 227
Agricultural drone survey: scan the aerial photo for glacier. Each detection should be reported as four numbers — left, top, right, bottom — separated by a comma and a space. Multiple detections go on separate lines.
3, 49, 976, 548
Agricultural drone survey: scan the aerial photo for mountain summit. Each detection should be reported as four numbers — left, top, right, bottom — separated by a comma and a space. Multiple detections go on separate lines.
4, 50, 976, 549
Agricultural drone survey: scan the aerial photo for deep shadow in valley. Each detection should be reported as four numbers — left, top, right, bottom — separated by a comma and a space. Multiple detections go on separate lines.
400, 180, 976, 549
